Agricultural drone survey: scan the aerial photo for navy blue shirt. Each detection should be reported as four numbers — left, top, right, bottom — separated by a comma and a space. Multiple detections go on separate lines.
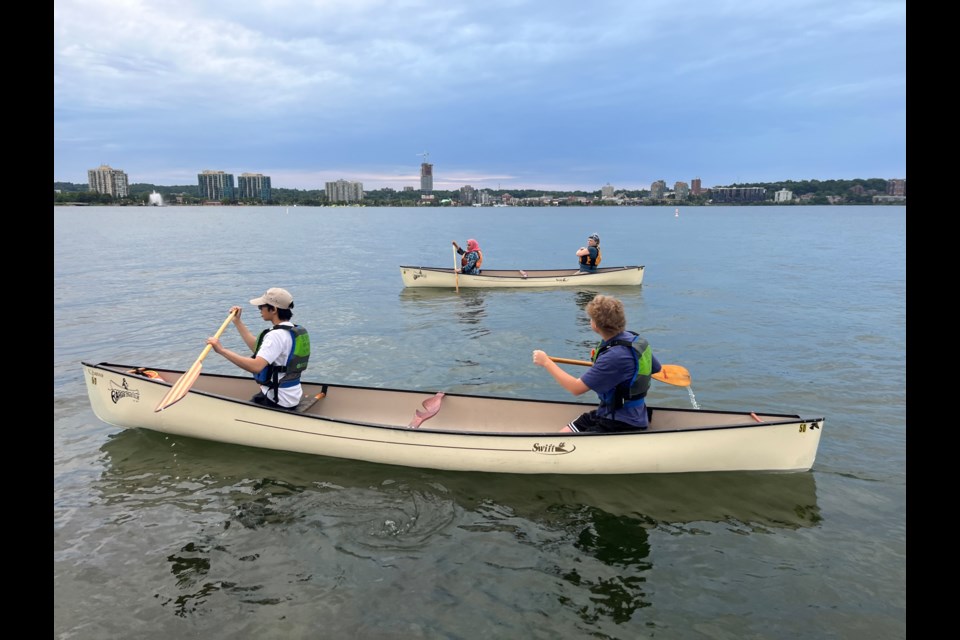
580, 333, 661, 427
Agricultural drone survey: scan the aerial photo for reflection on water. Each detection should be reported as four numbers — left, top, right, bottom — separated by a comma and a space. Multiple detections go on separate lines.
96, 429, 821, 625
99, 429, 820, 529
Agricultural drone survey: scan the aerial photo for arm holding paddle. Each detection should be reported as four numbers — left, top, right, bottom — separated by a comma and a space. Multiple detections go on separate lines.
206, 306, 269, 375
225, 305, 258, 352
533, 350, 590, 396
207, 338, 269, 375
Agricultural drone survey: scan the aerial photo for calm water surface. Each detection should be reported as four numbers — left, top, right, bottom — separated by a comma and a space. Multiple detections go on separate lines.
54, 206, 906, 639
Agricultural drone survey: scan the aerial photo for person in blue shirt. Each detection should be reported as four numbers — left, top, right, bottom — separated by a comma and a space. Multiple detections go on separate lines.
532, 294, 661, 432
576, 233, 601, 272
452, 238, 483, 274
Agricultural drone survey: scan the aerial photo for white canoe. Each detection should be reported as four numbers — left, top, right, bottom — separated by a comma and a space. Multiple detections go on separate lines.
82, 362, 824, 475
400, 265, 644, 288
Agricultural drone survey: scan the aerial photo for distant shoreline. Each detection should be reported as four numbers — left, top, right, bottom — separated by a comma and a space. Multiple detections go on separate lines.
53, 200, 906, 207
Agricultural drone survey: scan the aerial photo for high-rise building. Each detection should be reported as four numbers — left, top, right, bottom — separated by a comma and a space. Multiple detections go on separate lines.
198, 170, 235, 201
674, 181, 690, 200
691, 177, 702, 196
326, 179, 364, 203
650, 180, 667, 200
459, 185, 476, 205
87, 164, 129, 198
775, 189, 794, 202
601, 183, 615, 198
420, 163, 433, 192
886, 179, 906, 196
238, 173, 272, 201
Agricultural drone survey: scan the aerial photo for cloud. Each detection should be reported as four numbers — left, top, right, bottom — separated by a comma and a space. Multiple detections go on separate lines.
54, 0, 906, 189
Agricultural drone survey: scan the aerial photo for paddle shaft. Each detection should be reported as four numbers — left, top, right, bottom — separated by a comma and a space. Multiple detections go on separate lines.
550, 357, 592, 366
452, 245, 459, 292
154, 309, 237, 412
548, 356, 691, 387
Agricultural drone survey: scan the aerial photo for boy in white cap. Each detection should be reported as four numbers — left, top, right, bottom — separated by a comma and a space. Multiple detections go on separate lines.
206, 287, 311, 409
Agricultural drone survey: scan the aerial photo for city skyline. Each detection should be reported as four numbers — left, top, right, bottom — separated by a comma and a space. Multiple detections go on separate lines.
54, 1, 906, 192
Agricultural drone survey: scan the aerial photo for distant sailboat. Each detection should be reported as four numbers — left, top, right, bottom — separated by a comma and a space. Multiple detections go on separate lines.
675, 208, 680, 218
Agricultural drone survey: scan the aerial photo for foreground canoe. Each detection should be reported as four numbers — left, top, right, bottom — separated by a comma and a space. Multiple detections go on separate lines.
82, 361, 823, 474
399, 265, 644, 288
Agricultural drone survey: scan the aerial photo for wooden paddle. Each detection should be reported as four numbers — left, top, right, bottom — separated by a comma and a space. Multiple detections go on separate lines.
154, 309, 237, 412
548, 356, 692, 387
452, 245, 459, 292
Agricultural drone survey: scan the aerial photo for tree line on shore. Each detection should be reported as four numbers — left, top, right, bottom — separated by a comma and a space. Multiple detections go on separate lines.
54, 177, 898, 206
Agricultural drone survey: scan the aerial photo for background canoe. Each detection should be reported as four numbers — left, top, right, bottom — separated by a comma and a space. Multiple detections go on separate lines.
400, 265, 644, 288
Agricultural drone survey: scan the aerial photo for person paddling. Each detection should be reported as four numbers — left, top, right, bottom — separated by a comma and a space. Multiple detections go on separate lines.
533, 294, 661, 432
206, 287, 310, 410
452, 238, 483, 274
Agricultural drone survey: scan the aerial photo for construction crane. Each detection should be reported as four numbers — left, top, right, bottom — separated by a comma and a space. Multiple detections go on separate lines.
417, 151, 430, 164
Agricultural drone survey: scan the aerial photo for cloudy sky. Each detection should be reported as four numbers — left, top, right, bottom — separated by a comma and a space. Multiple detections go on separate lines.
54, 0, 906, 192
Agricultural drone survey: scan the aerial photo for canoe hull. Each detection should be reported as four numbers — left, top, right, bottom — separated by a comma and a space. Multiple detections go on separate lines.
399, 265, 644, 288
82, 362, 823, 475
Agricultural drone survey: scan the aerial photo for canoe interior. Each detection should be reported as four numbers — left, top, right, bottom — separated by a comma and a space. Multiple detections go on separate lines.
87, 362, 821, 436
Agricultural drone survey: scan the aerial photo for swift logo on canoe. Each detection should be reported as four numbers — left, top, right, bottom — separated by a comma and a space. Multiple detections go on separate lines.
532, 442, 575, 455
109, 378, 140, 404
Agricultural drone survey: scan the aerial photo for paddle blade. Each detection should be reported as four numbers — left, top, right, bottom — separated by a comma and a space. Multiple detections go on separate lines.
154, 360, 203, 412
652, 364, 691, 387
154, 310, 235, 412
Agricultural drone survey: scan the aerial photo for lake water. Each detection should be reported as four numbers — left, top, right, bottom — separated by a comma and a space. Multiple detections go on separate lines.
54, 205, 906, 639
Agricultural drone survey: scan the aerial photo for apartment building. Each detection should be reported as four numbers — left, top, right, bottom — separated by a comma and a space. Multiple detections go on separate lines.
198, 170, 236, 201
326, 179, 364, 203
238, 173, 272, 201
87, 164, 129, 198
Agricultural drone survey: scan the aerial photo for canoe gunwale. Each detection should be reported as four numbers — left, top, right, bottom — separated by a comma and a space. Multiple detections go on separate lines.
83, 361, 823, 434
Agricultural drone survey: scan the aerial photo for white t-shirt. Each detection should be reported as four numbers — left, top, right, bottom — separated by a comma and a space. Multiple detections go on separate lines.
255, 322, 303, 408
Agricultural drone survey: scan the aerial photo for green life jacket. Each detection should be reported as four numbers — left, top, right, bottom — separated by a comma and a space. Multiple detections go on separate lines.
254, 324, 310, 401
592, 331, 652, 412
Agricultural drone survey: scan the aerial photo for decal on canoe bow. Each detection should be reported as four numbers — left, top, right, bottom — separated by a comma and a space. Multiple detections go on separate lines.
109, 378, 141, 404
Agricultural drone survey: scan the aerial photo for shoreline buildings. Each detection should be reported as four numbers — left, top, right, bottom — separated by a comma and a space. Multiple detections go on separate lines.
198, 170, 235, 201
87, 164, 129, 198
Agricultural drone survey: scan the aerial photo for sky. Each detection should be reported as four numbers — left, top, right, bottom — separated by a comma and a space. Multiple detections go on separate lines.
54, 0, 906, 192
